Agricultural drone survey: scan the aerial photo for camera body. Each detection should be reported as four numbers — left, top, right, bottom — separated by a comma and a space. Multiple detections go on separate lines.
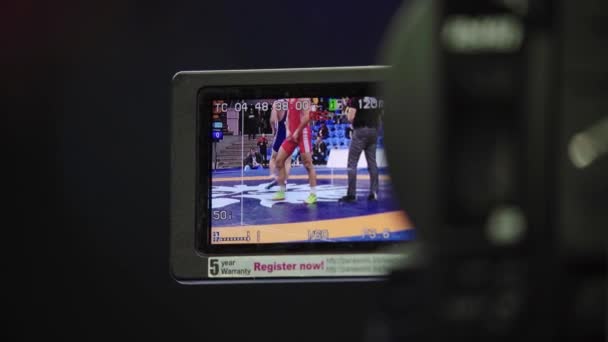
169, 1, 605, 337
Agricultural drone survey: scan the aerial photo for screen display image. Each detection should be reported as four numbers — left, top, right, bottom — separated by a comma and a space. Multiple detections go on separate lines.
202, 89, 415, 248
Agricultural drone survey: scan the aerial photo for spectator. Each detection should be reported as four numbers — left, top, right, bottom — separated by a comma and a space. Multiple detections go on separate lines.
257, 110, 265, 135
312, 137, 328, 165
257, 134, 269, 164
243, 148, 262, 171
247, 107, 257, 140
319, 122, 329, 139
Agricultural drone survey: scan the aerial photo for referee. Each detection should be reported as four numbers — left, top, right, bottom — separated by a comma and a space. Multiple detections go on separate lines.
340, 96, 381, 202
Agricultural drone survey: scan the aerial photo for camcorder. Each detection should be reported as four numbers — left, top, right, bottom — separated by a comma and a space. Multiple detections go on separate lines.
171, 0, 606, 339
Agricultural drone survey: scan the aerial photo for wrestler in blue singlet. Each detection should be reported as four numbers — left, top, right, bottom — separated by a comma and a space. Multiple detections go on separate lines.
272, 106, 287, 152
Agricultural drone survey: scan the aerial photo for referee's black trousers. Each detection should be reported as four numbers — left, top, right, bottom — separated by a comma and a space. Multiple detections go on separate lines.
346, 126, 379, 197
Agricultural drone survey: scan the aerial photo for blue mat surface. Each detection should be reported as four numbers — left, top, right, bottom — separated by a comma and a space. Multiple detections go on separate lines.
211, 167, 403, 227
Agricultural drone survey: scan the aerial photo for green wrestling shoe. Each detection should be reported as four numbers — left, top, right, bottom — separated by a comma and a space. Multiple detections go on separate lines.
272, 190, 286, 201
305, 193, 317, 204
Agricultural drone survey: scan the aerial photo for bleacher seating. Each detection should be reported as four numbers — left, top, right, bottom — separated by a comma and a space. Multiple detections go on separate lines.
309, 121, 355, 156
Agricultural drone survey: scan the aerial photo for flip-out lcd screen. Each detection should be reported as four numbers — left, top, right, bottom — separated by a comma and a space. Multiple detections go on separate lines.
200, 84, 415, 252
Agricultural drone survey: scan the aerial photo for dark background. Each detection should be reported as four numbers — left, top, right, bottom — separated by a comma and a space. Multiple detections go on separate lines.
13, 1, 406, 341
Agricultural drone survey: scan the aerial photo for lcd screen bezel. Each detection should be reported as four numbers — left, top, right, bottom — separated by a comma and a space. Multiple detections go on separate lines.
170, 66, 414, 282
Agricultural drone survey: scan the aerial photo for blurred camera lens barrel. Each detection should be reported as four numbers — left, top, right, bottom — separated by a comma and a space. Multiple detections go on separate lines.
380, 0, 551, 251
378, 0, 606, 340
380, 0, 443, 244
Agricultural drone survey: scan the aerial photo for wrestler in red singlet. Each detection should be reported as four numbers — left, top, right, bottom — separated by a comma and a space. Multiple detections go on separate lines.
280, 98, 312, 156
272, 97, 317, 204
